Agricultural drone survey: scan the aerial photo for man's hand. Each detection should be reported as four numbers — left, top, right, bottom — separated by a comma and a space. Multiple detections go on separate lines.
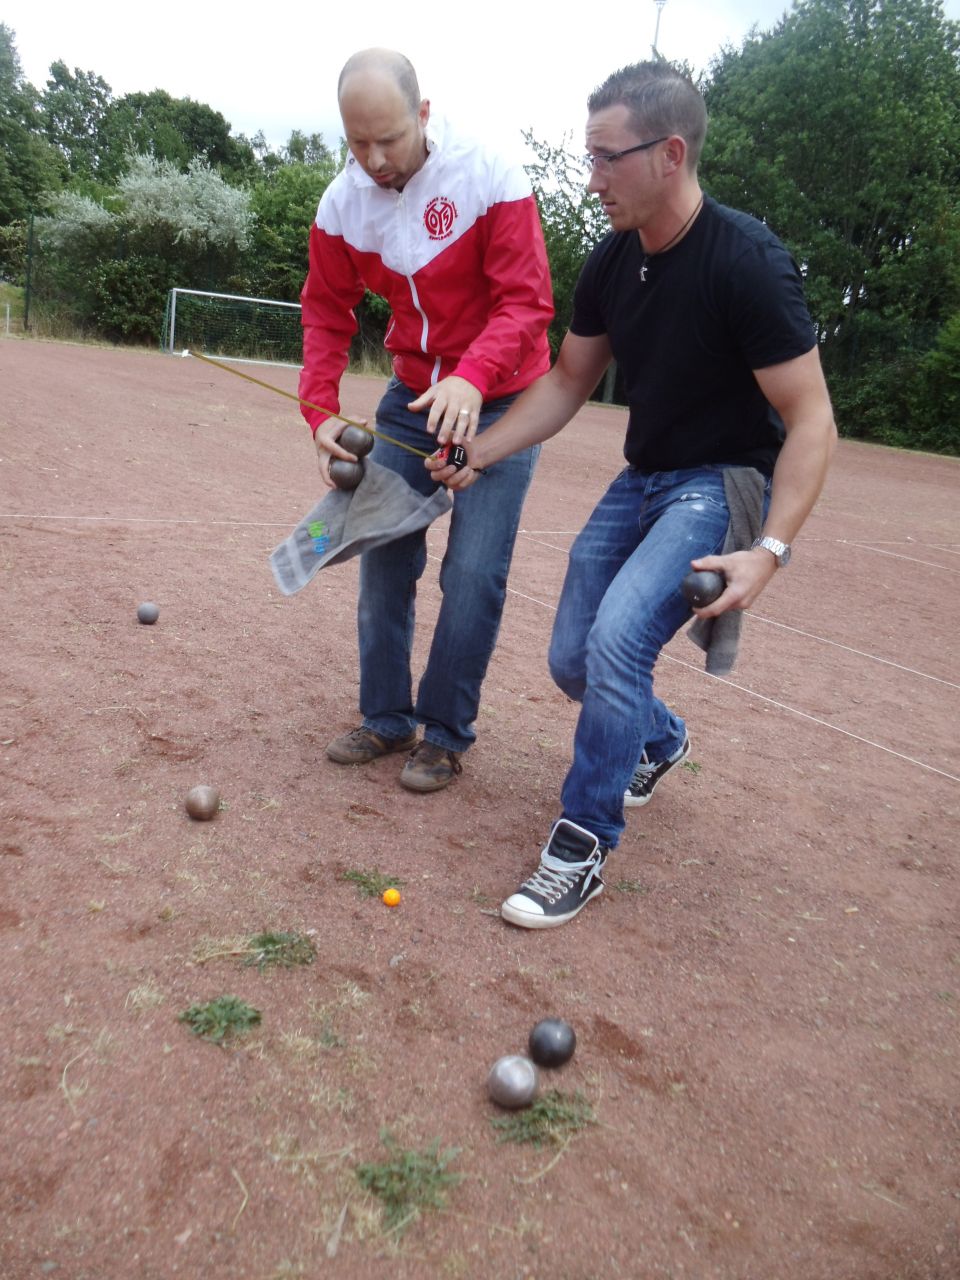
687, 547, 778, 618
313, 415, 369, 488
408, 376, 483, 444
423, 447, 482, 491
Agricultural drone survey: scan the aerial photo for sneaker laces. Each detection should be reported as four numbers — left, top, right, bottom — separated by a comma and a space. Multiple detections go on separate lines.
521, 851, 601, 904
630, 754, 655, 784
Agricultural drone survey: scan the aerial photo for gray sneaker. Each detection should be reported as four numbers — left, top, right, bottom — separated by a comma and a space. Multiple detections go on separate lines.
501, 820, 608, 930
326, 726, 418, 765
624, 735, 691, 808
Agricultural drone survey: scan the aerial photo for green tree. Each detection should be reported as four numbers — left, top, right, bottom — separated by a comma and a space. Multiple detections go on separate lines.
523, 131, 607, 356
247, 159, 337, 300
99, 90, 255, 183
906, 310, 960, 452
0, 24, 63, 225
283, 130, 334, 167
40, 60, 112, 178
34, 153, 254, 341
701, 0, 960, 451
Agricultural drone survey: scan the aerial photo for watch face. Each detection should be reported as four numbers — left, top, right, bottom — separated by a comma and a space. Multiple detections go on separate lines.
779, 544, 792, 567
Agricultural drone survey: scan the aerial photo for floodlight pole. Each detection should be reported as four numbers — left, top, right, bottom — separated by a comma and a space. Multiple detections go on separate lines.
653, 0, 667, 55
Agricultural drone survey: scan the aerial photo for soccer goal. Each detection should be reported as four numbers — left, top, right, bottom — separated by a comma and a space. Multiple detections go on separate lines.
161, 288, 303, 367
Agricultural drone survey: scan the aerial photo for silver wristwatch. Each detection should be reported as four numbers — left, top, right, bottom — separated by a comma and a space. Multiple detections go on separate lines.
752, 535, 792, 567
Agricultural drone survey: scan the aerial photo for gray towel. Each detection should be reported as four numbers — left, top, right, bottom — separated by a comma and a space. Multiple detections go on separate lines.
687, 466, 765, 675
269, 459, 453, 597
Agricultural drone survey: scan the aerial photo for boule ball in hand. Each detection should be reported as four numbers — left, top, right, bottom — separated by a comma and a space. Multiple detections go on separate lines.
338, 424, 374, 458
184, 785, 220, 821
329, 458, 365, 490
486, 1054, 540, 1109
681, 569, 725, 608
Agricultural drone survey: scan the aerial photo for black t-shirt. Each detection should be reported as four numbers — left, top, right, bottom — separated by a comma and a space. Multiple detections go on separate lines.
570, 196, 816, 476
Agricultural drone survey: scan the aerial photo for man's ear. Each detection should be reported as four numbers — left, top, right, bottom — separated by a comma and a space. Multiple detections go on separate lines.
661, 135, 687, 174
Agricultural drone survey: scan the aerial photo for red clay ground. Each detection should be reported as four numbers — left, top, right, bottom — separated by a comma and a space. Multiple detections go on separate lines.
1, 338, 958, 1280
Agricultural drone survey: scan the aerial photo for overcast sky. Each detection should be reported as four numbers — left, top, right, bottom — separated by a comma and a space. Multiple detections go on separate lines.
7, 0, 960, 156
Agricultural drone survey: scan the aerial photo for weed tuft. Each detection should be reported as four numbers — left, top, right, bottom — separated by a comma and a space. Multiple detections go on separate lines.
490, 1090, 595, 1147
612, 878, 649, 895
341, 868, 404, 898
243, 930, 316, 970
355, 1131, 462, 1235
178, 995, 261, 1042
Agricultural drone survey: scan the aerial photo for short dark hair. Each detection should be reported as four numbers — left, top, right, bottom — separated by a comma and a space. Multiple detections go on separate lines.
338, 48, 422, 114
588, 62, 707, 168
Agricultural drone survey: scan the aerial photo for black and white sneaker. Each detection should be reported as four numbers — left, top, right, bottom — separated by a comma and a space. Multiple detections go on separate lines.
501, 819, 608, 930
624, 735, 691, 808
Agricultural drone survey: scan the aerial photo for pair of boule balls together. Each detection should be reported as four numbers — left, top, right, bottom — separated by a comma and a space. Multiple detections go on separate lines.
487, 1018, 577, 1109
329, 424, 374, 490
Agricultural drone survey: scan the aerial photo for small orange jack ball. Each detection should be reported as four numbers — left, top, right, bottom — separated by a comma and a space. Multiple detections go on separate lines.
382, 887, 401, 908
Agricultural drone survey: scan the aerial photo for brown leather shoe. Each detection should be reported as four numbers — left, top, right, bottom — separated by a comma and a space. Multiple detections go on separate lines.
326, 727, 418, 765
399, 741, 463, 793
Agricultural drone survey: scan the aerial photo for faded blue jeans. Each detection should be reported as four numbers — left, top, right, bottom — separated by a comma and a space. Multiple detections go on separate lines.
550, 465, 767, 848
357, 377, 540, 753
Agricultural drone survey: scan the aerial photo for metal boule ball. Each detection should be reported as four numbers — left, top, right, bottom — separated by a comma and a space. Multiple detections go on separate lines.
528, 1017, 577, 1068
486, 1054, 540, 1109
681, 570, 725, 608
329, 458, 365, 490
137, 601, 160, 624
184, 785, 221, 821
338, 424, 374, 458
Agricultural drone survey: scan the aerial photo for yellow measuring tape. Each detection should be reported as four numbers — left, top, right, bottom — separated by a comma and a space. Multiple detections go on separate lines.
184, 349, 435, 460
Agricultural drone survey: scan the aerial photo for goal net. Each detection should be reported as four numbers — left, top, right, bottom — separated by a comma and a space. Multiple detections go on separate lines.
161, 288, 303, 366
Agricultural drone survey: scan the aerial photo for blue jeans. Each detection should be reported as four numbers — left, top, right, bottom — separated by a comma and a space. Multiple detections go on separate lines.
357, 378, 540, 753
550, 465, 766, 848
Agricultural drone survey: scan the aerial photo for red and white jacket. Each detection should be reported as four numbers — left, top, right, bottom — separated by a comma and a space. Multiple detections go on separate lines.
299, 119, 554, 433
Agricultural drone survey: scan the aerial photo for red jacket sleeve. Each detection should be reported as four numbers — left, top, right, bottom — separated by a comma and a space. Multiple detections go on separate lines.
453, 194, 554, 397
298, 224, 367, 434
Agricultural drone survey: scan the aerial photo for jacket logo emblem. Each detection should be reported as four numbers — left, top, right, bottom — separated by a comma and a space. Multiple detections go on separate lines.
424, 196, 458, 241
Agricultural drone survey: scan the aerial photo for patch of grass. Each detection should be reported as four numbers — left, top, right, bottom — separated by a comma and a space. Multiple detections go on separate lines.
243, 930, 315, 970
355, 1132, 462, 1236
317, 1017, 345, 1048
341, 868, 404, 898
191, 929, 316, 970
178, 995, 261, 1043
125, 980, 165, 1013
682, 759, 702, 775
490, 1090, 595, 1148
612, 878, 649, 895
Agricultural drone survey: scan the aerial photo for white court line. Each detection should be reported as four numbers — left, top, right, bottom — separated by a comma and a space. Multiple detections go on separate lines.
519, 534, 575, 554
0, 512, 292, 529
9, 514, 957, 750
845, 541, 960, 574
663, 654, 960, 784
486, 571, 960, 785
750, 615, 960, 691
517, 529, 957, 690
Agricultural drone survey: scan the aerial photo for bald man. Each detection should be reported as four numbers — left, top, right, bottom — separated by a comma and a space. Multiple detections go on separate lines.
299, 49, 553, 793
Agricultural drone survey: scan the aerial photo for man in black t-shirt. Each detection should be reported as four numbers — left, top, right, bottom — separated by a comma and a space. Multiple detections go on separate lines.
429, 62, 836, 931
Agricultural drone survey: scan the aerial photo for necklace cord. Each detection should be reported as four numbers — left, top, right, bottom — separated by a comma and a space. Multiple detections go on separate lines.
640, 194, 705, 271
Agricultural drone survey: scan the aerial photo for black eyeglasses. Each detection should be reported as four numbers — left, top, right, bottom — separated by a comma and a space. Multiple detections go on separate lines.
583, 136, 668, 173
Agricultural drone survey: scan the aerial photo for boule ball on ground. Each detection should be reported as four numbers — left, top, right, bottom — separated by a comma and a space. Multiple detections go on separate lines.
528, 1017, 577, 1068
486, 1054, 540, 1109
184, 784, 221, 821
